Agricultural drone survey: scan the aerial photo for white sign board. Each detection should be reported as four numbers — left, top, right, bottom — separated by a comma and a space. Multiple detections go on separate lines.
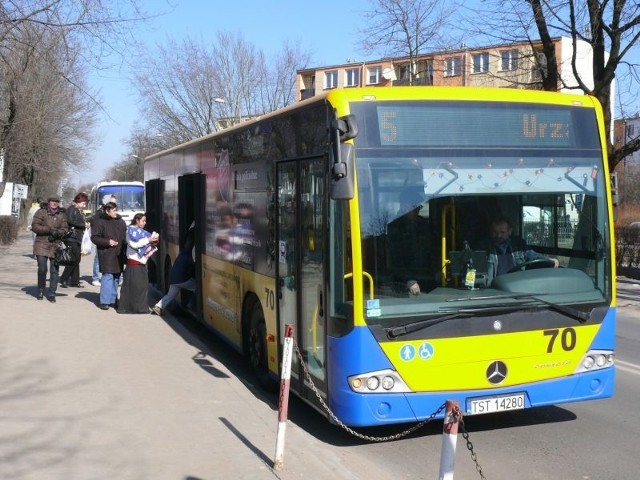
13, 183, 28, 199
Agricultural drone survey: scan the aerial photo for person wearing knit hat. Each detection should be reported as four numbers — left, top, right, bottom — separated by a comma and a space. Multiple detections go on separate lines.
30, 197, 69, 302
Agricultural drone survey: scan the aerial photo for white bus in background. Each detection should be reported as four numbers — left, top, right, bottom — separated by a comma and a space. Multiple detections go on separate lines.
89, 181, 145, 222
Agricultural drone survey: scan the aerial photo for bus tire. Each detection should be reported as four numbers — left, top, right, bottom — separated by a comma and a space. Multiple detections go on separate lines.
248, 301, 276, 391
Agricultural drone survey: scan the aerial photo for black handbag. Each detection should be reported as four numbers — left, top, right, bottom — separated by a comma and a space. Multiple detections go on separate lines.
54, 241, 76, 266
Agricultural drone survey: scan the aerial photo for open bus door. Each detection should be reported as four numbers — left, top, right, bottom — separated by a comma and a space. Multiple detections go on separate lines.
145, 179, 164, 289
178, 173, 205, 319
276, 158, 328, 407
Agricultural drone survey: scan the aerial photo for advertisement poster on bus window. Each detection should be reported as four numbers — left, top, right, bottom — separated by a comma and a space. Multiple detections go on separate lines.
204, 152, 273, 275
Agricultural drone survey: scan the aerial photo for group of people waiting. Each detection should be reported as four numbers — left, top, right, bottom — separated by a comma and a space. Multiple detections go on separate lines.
30, 192, 195, 315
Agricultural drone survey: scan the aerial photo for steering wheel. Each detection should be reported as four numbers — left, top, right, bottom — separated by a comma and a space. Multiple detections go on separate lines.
507, 258, 556, 274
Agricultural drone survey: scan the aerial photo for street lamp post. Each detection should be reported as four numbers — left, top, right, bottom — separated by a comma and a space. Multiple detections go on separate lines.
114, 167, 127, 181
213, 97, 226, 130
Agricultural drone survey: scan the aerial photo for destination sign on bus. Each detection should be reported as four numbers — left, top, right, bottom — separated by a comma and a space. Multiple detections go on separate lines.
367, 102, 599, 149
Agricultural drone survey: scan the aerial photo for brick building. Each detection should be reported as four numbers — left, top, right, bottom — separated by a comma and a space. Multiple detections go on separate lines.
613, 115, 640, 204
296, 36, 598, 101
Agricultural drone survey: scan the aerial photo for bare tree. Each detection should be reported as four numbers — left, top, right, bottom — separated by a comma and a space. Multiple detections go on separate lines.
258, 40, 312, 112
134, 35, 238, 144
455, 0, 640, 171
1, 23, 96, 196
212, 31, 264, 122
0, 0, 148, 198
358, 0, 460, 84
134, 31, 312, 144
105, 126, 168, 182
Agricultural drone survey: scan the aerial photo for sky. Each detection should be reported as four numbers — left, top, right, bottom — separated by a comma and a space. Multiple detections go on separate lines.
86, 0, 372, 185
86, 0, 638, 186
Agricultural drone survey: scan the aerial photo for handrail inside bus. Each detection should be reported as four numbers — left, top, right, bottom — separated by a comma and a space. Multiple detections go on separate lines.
441, 202, 456, 286
344, 271, 375, 299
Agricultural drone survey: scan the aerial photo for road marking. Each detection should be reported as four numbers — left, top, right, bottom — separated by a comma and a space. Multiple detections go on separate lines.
616, 359, 640, 376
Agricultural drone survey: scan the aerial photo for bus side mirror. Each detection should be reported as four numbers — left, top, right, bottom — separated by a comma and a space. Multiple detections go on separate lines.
330, 143, 354, 200
330, 114, 357, 200
610, 172, 618, 221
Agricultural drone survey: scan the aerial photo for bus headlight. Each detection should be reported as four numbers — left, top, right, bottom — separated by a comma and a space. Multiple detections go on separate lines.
583, 356, 595, 369
381, 376, 395, 390
366, 376, 380, 390
348, 369, 410, 393
575, 350, 614, 374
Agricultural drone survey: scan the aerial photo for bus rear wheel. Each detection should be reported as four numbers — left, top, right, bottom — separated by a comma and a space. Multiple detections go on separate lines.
248, 302, 275, 391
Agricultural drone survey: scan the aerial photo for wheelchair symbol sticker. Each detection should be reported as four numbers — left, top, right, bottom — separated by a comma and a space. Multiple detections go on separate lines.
418, 342, 434, 360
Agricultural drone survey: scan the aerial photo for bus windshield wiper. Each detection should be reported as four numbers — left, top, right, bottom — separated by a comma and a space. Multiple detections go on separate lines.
446, 293, 590, 323
510, 294, 590, 323
386, 300, 561, 339
386, 312, 472, 339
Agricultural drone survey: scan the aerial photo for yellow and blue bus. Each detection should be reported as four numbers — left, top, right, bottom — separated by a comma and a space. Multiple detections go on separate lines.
144, 87, 615, 426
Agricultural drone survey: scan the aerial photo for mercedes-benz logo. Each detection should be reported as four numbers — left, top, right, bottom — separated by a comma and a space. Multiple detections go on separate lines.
486, 361, 508, 384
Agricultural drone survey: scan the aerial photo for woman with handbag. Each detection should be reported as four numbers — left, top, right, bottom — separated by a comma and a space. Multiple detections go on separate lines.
31, 196, 70, 302
60, 192, 90, 288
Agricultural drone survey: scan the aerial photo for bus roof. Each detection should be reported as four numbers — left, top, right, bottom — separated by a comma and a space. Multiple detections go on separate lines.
144, 86, 601, 161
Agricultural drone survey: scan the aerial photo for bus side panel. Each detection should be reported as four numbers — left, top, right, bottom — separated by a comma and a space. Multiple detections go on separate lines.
199, 255, 278, 371
201, 255, 242, 347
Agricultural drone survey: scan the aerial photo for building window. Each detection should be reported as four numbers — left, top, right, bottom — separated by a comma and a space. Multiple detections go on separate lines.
345, 68, 360, 87
444, 57, 461, 77
424, 60, 434, 85
472, 53, 489, 73
501, 50, 518, 71
325, 70, 338, 89
626, 124, 636, 139
399, 64, 410, 81
367, 66, 382, 84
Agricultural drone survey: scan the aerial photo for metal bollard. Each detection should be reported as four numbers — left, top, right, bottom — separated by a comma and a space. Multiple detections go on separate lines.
273, 324, 294, 471
438, 400, 461, 480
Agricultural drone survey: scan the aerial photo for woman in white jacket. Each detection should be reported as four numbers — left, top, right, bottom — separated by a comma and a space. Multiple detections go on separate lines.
117, 213, 159, 314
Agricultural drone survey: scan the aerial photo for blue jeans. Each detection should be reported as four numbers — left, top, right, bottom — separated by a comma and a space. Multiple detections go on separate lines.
155, 278, 197, 309
92, 255, 100, 282
36, 255, 59, 292
99, 272, 120, 305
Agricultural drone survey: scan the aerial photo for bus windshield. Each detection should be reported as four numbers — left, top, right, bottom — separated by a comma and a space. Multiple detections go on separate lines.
97, 184, 144, 213
351, 100, 611, 323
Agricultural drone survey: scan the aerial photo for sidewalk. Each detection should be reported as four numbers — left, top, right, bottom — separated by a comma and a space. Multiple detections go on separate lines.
0, 231, 392, 480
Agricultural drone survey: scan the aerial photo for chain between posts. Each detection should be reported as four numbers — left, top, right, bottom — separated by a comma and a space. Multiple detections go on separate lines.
290, 339, 488, 478
292, 339, 445, 442
457, 406, 487, 480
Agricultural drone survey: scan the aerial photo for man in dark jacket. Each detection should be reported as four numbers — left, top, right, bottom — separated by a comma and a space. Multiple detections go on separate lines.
91, 201, 126, 310
60, 191, 89, 288
31, 196, 69, 302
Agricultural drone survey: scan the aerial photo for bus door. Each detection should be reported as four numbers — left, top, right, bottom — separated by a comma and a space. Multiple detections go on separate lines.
145, 179, 164, 289
178, 173, 204, 317
276, 158, 327, 402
